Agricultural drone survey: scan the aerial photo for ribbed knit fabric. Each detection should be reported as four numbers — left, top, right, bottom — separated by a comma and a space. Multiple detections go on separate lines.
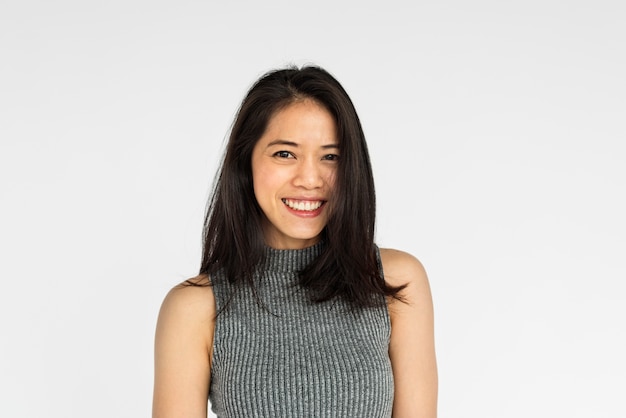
209, 242, 394, 417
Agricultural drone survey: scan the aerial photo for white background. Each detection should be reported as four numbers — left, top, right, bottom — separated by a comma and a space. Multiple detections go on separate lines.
1, 1, 624, 417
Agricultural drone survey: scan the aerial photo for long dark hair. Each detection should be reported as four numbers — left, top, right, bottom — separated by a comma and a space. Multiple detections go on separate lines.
199, 65, 405, 307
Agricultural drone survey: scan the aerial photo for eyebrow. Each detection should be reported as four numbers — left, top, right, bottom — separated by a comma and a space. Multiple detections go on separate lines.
266, 139, 340, 149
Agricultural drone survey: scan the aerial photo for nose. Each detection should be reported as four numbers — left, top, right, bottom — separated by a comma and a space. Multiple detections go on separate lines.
293, 159, 324, 189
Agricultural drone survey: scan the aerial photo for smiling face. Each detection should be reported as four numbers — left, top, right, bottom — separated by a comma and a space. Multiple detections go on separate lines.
251, 99, 339, 249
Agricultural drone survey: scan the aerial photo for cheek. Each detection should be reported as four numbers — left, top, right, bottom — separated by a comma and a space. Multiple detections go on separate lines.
252, 165, 279, 203
251, 164, 266, 205
252, 176, 268, 203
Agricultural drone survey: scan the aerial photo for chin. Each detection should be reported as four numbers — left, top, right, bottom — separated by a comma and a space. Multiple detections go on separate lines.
268, 231, 324, 249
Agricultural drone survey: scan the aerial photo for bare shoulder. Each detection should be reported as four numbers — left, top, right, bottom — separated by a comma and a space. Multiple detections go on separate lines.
155, 275, 216, 356
153, 275, 215, 417
379, 248, 433, 318
379, 249, 438, 416
379, 248, 429, 291
158, 274, 215, 327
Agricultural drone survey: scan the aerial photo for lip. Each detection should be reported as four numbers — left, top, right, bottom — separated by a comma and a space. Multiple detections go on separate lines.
283, 196, 327, 201
281, 198, 327, 218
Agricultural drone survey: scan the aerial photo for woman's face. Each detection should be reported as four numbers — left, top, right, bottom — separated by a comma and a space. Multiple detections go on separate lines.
251, 99, 339, 249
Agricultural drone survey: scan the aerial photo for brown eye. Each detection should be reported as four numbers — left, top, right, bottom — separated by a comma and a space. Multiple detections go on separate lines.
323, 154, 340, 161
274, 151, 293, 158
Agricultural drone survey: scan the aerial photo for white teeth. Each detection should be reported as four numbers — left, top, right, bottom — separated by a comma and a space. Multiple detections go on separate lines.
282, 199, 323, 211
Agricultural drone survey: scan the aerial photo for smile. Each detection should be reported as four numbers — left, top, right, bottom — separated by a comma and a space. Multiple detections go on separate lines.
282, 199, 325, 212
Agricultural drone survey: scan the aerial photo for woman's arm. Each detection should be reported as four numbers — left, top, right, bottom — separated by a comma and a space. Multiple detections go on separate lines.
153, 276, 215, 418
381, 249, 438, 418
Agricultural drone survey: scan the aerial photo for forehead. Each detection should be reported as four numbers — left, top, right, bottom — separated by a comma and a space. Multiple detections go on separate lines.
258, 99, 338, 145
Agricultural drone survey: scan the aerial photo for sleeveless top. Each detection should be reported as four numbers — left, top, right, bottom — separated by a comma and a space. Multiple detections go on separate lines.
208, 242, 394, 417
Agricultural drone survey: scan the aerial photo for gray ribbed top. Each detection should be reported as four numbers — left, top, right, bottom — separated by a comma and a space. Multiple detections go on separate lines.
209, 242, 394, 417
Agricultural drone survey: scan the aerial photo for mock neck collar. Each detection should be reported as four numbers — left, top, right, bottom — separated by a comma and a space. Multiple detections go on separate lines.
261, 241, 325, 273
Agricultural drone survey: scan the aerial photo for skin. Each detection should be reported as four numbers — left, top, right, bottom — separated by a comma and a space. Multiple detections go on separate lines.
382, 249, 438, 417
153, 100, 437, 417
153, 275, 213, 418
251, 99, 339, 249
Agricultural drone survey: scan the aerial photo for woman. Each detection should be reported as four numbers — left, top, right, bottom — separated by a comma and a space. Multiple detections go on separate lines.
153, 66, 437, 417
